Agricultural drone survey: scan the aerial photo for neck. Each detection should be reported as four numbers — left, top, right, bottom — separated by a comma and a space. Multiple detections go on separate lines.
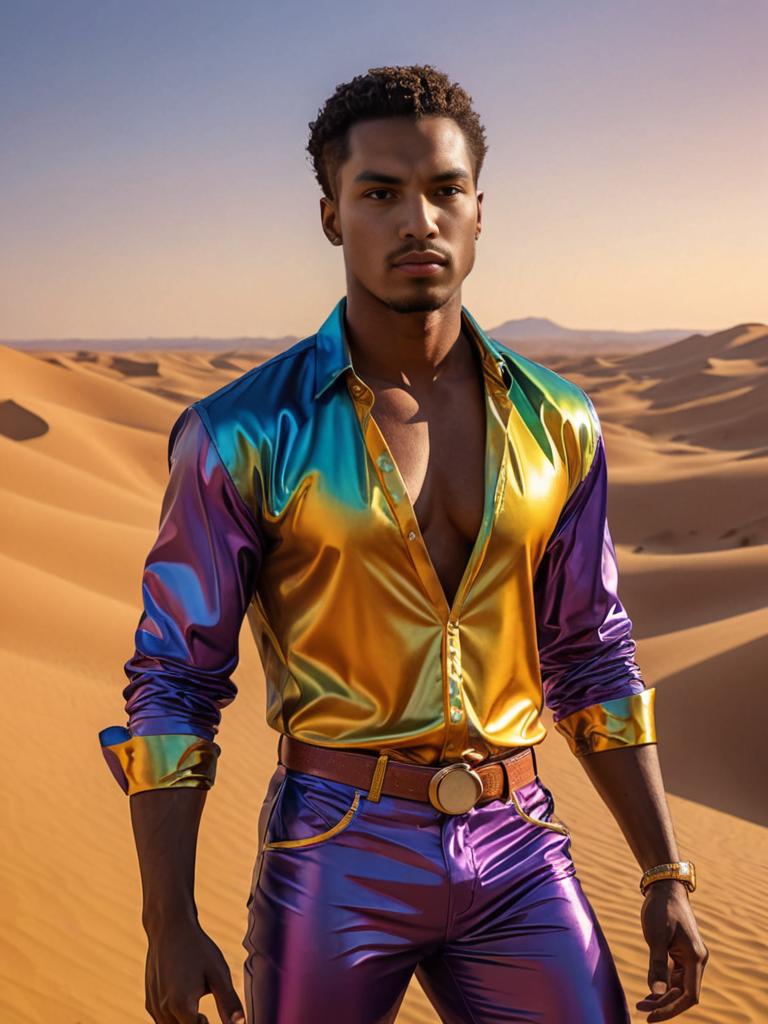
343, 286, 476, 389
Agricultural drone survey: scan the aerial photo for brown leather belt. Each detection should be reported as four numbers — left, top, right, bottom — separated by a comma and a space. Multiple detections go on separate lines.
279, 735, 538, 815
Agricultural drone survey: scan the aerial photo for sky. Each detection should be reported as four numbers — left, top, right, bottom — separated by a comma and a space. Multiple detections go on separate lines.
1, 0, 766, 340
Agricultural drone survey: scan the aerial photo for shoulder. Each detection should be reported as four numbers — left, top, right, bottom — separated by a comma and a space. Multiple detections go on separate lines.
167, 334, 316, 456
163, 333, 316, 469
194, 334, 316, 425
492, 339, 601, 486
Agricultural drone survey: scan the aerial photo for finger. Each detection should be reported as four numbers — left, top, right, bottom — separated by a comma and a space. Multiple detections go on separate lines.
647, 990, 697, 1022
636, 986, 676, 1011
645, 952, 704, 1021
639, 985, 683, 1014
209, 969, 245, 1024
212, 983, 245, 1024
636, 972, 674, 1004
636, 948, 670, 1009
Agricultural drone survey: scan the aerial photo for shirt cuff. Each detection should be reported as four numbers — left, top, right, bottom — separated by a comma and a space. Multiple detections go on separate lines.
98, 726, 220, 795
553, 687, 657, 756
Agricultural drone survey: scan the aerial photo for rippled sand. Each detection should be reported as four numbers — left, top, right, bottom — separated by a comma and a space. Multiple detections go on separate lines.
2, 323, 766, 1023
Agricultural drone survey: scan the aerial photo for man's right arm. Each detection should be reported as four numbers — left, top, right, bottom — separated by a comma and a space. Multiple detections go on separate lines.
131, 788, 248, 1024
99, 404, 263, 1024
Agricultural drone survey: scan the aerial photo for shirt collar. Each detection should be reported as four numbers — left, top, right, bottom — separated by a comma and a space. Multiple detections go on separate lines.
313, 296, 512, 401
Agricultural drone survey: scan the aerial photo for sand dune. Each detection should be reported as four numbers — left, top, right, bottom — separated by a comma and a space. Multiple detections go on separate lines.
1, 322, 767, 1022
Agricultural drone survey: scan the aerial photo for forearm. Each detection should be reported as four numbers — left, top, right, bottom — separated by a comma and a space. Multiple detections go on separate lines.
130, 787, 207, 934
577, 742, 680, 872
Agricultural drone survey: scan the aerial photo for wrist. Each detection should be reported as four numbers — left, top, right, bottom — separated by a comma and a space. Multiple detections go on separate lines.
643, 877, 690, 897
639, 859, 696, 897
142, 901, 199, 937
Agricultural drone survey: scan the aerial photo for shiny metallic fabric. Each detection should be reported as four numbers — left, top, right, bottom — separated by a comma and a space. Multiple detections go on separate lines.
243, 765, 631, 1023
98, 727, 219, 794
101, 295, 655, 786
556, 687, 657, 756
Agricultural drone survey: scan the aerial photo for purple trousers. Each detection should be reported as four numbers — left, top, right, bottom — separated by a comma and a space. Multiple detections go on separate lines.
243, 756, 631, 1024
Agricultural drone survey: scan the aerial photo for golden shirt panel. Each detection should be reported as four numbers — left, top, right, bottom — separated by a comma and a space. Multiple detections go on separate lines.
196, 298, 623, 766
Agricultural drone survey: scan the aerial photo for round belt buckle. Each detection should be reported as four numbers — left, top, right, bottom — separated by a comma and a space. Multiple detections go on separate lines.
428, 763, 484, 814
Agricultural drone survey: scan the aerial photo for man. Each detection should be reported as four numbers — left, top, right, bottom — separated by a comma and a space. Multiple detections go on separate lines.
100, 65, 708, 1023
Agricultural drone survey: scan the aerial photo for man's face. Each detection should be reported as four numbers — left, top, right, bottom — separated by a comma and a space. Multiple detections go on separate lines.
321, 115, 483, 314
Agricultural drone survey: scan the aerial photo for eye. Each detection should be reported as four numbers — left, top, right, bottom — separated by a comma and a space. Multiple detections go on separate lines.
364, 186, 463, 201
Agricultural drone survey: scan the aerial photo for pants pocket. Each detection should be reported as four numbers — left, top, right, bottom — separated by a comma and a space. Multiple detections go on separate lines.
509, 777, 571, 837
262, 769, 363, 852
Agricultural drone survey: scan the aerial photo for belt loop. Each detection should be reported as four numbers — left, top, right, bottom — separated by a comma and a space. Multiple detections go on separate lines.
530, 744, 538, 778
502, 759, 513, 802
278, 733, 285, 766
501, 760, 511, 802
367, 754, 389, 802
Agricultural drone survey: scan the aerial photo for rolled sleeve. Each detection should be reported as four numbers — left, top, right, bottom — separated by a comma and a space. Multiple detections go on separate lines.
99, 403, 264, 793
533, 427, 656, 756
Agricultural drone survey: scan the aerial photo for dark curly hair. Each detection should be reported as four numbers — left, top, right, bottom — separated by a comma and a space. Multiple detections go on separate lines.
306, 64, 489, 201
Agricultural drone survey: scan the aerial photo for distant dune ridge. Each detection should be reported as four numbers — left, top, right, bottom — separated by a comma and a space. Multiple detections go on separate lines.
2, 314, 716, 354
1, 320, 766, 1023
488, 315, 717, 353
3, 334, 300, 353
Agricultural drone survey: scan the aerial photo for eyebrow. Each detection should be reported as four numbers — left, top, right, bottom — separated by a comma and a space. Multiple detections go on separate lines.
353, 167, 471, 184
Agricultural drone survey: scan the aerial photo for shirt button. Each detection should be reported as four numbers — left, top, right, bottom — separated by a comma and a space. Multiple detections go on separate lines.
377, 453, 394, 472
407, 530, 417, 541
450, 708, 463, 723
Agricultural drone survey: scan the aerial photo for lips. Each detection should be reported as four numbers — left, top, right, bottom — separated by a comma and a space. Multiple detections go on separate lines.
392, 252, 447, 266
393, 262, 445, 277
392, 252, 447, 277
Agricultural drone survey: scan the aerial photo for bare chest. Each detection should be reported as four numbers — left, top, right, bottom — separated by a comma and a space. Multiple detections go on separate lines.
367, 376, 487, 606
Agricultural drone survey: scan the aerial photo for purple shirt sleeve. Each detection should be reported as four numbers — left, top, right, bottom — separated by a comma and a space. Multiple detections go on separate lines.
533, 432, 645, 723
122, 404, 264, 741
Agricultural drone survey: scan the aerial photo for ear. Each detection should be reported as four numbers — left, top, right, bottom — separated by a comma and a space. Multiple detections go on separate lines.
475, 191, 484, 238
320, 195, 342, 246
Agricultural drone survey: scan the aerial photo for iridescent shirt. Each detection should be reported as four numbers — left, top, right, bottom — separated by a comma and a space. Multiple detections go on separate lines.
100, 297, 656, 794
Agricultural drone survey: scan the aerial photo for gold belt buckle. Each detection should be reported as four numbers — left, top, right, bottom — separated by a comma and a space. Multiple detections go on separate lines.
428, 762, 484, 814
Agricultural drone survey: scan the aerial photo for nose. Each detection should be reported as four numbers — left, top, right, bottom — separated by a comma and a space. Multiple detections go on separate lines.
399, 195, 439, 240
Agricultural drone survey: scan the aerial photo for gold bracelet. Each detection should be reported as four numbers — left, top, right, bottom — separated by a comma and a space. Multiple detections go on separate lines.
640, 860, 696, 897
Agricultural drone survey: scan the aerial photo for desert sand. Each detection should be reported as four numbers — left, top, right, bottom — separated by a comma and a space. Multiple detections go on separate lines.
1, 322, 767, 1023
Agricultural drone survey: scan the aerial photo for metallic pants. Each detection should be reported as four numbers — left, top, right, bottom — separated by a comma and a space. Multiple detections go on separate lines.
243, 760, 631, 1024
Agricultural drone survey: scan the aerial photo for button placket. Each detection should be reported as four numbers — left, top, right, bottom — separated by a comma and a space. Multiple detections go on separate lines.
446, 620, 465, 725
356, 391, 447, 612
343, 326, 515, 763
376, 451, 402, 503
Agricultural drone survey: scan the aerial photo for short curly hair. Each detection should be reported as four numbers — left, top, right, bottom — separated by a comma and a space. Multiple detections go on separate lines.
306, 64, 489, 201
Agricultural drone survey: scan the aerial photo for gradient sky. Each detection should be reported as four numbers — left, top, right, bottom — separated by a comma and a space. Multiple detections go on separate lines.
1, 0, 766, 340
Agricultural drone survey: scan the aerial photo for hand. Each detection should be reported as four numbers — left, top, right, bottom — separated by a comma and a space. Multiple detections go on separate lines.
144, 919, 245, 1024
636, 880, 709, 1021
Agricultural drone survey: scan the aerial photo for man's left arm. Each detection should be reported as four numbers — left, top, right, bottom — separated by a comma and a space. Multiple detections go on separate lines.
533, 419, 709, 1023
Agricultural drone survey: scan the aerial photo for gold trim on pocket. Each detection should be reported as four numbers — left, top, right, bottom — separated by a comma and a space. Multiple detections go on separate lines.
509, 787, 570, 837
263, 789, 362, 850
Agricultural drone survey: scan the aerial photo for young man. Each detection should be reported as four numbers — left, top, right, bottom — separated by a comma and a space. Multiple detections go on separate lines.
100, 65, 708, 1024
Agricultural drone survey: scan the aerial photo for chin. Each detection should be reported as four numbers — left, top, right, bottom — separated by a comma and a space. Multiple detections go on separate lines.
383, 288, 451, 315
